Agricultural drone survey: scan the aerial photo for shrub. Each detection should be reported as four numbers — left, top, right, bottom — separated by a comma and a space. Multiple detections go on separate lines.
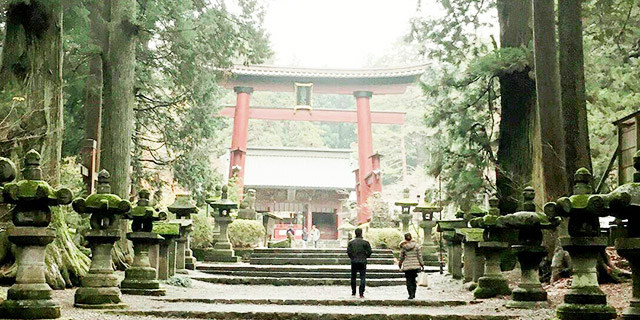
190, 210, 217, 250
228, 220, 266, 249
365, 228, 404, 250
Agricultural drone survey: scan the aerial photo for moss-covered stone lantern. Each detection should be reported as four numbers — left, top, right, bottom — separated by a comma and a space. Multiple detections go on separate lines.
153, 221, 181, 280
469, 196, 511, 298
72, 169, 131, 309
596, 150, 640, 319
456, 204, 486, 290
395, 187, 418, 234
120, 189, 166, 296
497, 186, 560, 309
413, 191, 442, 267
0, 150, 72, 319
205, 185, 239, 262
168, 193, 198, 272
437, 211, 467, 280
544, 168, 617, 320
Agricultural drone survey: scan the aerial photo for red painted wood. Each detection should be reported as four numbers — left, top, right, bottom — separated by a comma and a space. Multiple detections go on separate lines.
355, 92, 374, 224
229, 89, 252, 193
221, 81, 412, 95
218, 106, 405, 125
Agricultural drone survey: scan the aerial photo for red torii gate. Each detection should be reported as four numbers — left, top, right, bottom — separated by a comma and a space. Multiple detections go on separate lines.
218, 65, 425, 224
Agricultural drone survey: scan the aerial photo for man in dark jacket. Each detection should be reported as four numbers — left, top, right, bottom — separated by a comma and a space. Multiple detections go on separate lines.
347, 228, 372, 298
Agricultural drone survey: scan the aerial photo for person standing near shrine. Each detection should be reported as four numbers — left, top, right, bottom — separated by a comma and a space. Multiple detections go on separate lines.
302, 227, 309, 248
398, 233, 424, 299
347, 228, 372, 298
311, 225, 321, 248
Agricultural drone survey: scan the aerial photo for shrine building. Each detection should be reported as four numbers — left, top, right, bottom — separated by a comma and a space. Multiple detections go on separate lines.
218, 64, 425, 225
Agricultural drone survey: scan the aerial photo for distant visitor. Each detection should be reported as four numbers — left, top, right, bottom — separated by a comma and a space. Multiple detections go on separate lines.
347, 228, 372, 298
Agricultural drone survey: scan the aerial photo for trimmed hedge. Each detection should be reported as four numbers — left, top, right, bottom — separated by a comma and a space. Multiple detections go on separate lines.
191, 213, 217, 250
365, 228, 404, 250
228, 220, 266, 249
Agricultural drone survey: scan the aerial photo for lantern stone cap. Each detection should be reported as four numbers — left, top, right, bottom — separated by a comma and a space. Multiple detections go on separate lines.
131, 189, 156, 217
207, 185, 238, 211
456, 228, 484, 242
437, 219, 467, 231
0, 157, 16, 184
395, 188, 418, 207
544, 169, 613, 218
72, 169, 131, 215
496, 186, 560, 229
168, 193, 198, 215
3, 150, 72, 206
168, 219, 192, 227
469, 195, 500, 229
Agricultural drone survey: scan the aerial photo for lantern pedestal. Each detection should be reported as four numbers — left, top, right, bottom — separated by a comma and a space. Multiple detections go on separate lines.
474, 241, 511, 299
121, 232, 166, 296
74, 229, 126, 309
507, 245, 548, 309
419, 220, 439, 267
0, 227, 60, 319
617, 238, 640, 320
556, 237, 615, 320
205, 215, 238, 262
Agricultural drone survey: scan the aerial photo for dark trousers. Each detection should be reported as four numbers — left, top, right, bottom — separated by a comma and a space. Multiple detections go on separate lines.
404, 270, 419, 298
351, 262, 367, 295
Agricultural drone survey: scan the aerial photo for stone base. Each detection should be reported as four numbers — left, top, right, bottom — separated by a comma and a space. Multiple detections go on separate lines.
512, 286, 547, 302
463, 281, 477, 291
185, 256, 196, 270
74, 286, 123, 307
557, 303, 617, 320
473, 276, 511, 299
0, 297, 60, 319
506, 300, 548, 309
203, 248, 238, 262
121, 266, 165, 296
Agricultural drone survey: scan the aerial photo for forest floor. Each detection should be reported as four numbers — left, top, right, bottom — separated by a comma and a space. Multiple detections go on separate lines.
0, 270, 631, 320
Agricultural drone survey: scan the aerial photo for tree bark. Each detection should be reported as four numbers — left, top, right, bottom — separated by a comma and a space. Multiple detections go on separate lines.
0, 0, 63, 185
495, 0, 536, 214
100, 0, 137, 198
84, 0, 106, 172
558, 0, 592, 187
532, 0, 568, 201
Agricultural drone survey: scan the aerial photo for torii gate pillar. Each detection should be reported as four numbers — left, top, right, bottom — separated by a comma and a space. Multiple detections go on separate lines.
229, 86, 253, 193
355, 91, 375, 224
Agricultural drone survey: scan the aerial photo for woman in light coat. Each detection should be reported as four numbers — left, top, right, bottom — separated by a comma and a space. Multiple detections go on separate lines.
398, 233, 424, 299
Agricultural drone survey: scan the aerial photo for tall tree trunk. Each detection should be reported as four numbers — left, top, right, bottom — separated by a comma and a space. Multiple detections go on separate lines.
0, 0, 90, 287
532, 0, 568, 201
495, 0, 536, 214
0, 0, 63, 185
558, 0, 592, 187
100, 0, 138, 269
101, 0, 137, 199
84, 0, 106, 172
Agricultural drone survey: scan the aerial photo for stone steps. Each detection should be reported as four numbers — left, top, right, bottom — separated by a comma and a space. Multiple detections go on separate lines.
190, 274, 406, 286
253, 248, 391, 254
156, 297, 468, 307
250, 257, 394, 265
197, 269, 406, 279
251, 253, 395, 259
106, 304, 516, 320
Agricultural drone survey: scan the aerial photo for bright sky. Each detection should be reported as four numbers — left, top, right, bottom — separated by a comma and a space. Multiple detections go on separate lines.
263, 0, 431, 68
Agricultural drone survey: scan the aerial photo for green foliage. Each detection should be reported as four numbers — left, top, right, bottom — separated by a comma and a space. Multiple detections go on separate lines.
365, 228, 404, 250
227, 219, 266, 249
190, 211, 217, 250
366, 194, 394, 228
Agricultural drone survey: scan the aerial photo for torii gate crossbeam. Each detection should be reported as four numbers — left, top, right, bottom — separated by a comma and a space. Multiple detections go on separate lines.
218, 106, 406, 124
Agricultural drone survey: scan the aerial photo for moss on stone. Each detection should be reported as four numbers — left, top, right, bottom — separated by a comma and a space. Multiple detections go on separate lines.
154, 223, 180, 235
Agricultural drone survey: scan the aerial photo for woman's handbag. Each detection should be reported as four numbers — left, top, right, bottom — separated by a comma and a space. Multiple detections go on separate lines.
417, 272, 428, 287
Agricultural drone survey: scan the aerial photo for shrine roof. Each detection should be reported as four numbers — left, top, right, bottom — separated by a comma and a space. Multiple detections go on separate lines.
242, 147, 355, 190
225, 65, 428, 79
218, 64, 428, 94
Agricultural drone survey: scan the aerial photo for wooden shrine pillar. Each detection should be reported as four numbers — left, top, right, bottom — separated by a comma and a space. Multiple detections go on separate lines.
229, 87, 253, 194
355, 91, 374, 224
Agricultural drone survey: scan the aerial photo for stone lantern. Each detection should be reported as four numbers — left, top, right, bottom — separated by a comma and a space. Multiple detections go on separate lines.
205, 185, 239, 262
413, 191, 442, 267
120, 189, 166, 296
497, 187, 560, 309
153, 221, 181, 280
168, 193, 198, 272
469, 196, 511, 298
394, 187, 417, 234
0, 151, 73, 319
596, 150, 640, 319
72, 169, 131, 309
437, 215, 467, 280
456, 205, 486, 290
544, 168, 616, 320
